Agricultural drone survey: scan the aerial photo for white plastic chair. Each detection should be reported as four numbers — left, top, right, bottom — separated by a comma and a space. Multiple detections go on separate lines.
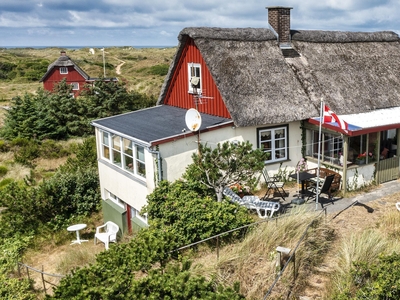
94, 221, 119, 250
396, 202, 400, 211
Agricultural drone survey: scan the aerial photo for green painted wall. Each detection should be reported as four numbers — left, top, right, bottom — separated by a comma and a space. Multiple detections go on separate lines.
101, 199, 126, 236
131, 216, 148, 232
101, 199, 149, 235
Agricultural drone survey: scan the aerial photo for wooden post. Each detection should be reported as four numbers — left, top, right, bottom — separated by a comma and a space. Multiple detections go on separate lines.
216, 236, 219, 262
41, 265, 46, 294
276, 246, 291, 275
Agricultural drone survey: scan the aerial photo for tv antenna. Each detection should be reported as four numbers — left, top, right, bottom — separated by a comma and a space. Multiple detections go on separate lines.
190, 76, 213, 107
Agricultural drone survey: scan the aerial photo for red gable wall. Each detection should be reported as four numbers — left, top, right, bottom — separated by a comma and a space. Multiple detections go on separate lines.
42, 66, 87, 97
164, 39, 231, 118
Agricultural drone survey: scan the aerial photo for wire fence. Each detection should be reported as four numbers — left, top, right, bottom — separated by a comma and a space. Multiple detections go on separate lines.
17, 262, 65, 295
15, 200, 357, 298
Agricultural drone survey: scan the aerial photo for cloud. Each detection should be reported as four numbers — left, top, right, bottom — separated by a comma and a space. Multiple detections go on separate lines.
0, 0, 399, 47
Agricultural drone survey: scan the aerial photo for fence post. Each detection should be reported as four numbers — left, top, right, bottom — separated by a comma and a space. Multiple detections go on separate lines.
26, 266, 30, 281
276, 246, 291, 276
216, 236, 219, 261
41, 265, 46, 294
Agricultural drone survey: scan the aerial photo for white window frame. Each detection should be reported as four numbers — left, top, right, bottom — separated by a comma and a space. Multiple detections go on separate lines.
100, 130, 146, 178
71, 82, 79, 90
188, 63, 201, 94
106, 190, 125, 209
130, 206, 148, 224
60, 67, 68, 74
258, 125, 288, 163
101, 131, 110, 160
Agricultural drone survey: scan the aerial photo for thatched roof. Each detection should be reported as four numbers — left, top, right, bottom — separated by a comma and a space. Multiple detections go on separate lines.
158, 27, 400, 127
40, 54, 90, 82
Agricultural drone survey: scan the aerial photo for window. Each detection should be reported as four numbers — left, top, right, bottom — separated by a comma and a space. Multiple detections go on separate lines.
130, 206, 147, 223
258, 126, 288, 162
100, 130, 146, 178
306, 129, 378, 166
111, 135, 122, 166
102, 131, 110, 159
60, 67, 68, 74
123, 139, 134, 173
71, 82, 79, 90
136, 146, 146, 177
106, 190, 125, 209
188, 63, 201, 94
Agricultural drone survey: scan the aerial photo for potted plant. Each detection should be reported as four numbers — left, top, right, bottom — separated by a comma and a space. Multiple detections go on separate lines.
356, 152, 366, 164
230, 184, 251, 198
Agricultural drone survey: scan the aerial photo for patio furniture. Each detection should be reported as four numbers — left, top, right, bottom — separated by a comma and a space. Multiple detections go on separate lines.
262, 168, 287, 200
396, 202, 400, 211
223, 187, 281, 218
67, 223, 88, 245
307, 174, 335, 203
94, 221, 119, 250
307, 167, 342, 196
289, 171, 317, 199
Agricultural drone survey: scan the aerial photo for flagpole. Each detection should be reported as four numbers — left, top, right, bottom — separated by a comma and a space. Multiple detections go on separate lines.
316, 98, 323, 210
102, 48, 106, 77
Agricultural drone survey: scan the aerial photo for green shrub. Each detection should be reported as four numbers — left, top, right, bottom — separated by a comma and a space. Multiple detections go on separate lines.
10, 137, 30, 147
0, 167, 100, 236
0, 235, 35, 300
40, 139, 70, 158
0, 178, 13, 189
353, 252, 400, 299
13, 140, 40, 167
148, 64, 169, 76
0, 139, 9, 152
144, 180, 253, 246
51, 229, 244, 299
0, 165, 8, 177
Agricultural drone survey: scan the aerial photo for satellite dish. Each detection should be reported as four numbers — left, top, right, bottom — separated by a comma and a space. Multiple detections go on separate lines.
185, 108, 202, 132
190, 76, 200, 87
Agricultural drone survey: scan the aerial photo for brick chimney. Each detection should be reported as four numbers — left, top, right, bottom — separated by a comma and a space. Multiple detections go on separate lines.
266, 6, 292, 47
60, 50, 67, 56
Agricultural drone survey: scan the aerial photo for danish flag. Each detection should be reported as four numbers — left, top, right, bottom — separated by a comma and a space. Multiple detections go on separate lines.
323, 105, 348, 132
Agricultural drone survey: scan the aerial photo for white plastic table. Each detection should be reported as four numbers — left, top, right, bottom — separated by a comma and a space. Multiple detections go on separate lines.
67, 223, 88, 245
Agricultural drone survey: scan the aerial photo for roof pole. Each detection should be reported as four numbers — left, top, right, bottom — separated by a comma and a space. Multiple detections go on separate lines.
316, 98, 323, 210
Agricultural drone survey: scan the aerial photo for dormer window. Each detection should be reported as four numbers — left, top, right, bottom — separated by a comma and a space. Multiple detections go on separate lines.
188, 63, 201, 94
60, 67, 68, 74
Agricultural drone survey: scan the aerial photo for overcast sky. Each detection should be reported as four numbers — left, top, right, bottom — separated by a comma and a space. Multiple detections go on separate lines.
1, 0, 399, 47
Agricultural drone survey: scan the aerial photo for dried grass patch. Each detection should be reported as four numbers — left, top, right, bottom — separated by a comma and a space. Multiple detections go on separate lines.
190, 208, 332, 299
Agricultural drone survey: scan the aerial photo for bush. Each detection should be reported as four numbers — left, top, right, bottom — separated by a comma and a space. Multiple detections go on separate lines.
13, 139, 40, 167
352, 253, 400, 299
144, 180, 253, 246
0, 178, 13, 189
0, 165, 8, 177
0, 139, 9, 152
0, 166, 100, 236
40, 139, 70, 159
148, 64, 169, 76
51, 229, 244, 299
